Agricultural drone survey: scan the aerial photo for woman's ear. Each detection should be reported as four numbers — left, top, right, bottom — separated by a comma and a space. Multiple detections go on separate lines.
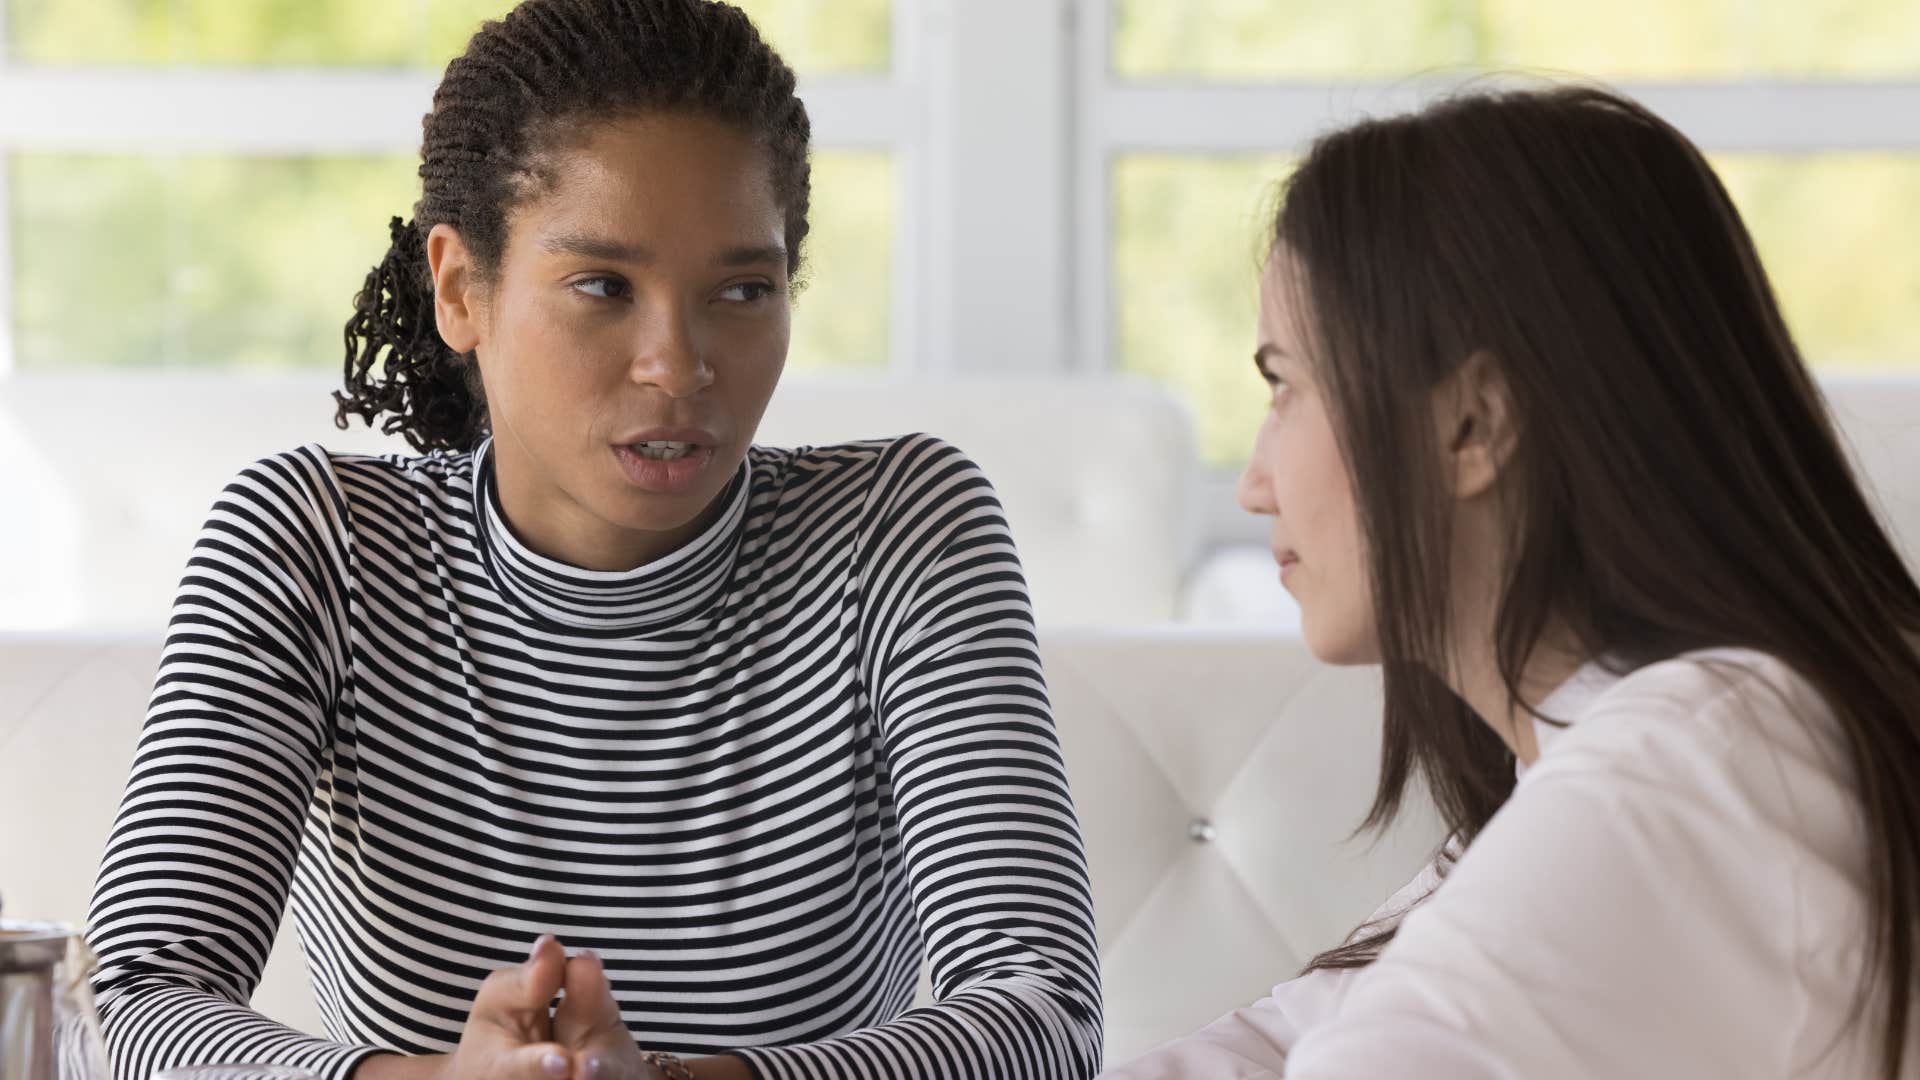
426, 223, 484, 355
1434, 350, 1519, 500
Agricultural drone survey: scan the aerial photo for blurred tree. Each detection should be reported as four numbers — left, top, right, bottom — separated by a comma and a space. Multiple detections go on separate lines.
1114, 0, 1920, 80
8, 1, 894, 373
9, 0, 890, 72
1110, 1, 1920, 464
1115, 155, 1292, 466
1717, 155, 1920, 369
1116, 152, 1920, 465
13, 149, 892, 372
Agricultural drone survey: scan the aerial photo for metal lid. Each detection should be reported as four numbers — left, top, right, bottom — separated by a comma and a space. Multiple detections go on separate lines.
0, 919, 76, 973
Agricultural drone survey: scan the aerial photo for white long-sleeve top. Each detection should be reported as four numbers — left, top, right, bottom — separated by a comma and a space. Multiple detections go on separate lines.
1102, 647, 1916, 1079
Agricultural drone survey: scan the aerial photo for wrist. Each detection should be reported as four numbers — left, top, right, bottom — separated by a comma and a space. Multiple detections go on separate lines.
640, 1051, 693, 1080
352, 1053, 447, 1080
683, 1055, 753, 1080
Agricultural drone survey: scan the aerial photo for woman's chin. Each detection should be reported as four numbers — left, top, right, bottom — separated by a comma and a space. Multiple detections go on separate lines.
604, 488, 722, 536
1298, 614, 1380, 667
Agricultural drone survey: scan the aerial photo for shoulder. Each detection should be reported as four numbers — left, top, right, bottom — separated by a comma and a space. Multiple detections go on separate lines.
1541, 648, 1838, 781
750, 432, 998, 513
1519, 647, 1858, 891
209, 444, 351, 528
238, 442, 472, 509
209, 442, 471, 550
1588, 647, 1824, 722
752, 431, 984, 480
1394, 649, 1867, 1066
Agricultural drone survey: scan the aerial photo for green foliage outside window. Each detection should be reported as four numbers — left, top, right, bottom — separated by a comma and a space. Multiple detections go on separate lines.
1116, 153, 1920, 467
5, 1, 895, 372
8, 0, 891, 72
7, 0, 1917, 469
1114, 0, 1920, 80
11, 150, 892, 372
1109, 1, 1920, 465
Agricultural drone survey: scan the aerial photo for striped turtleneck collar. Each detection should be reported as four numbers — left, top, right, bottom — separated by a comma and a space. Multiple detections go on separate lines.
470, 437, 752, 633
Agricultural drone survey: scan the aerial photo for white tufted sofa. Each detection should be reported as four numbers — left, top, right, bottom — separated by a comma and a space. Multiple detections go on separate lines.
3, 369, 1425, 1063
7, 371, 1915, 634
0, 372, 1198, 633
0, 629, 1433, 1065
3, 371, 1917, 1065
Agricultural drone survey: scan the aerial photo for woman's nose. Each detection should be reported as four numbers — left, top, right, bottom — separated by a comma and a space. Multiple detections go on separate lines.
629, 309, 715, 398
1236, 461, 1273, 516
1237, 423, 1278, 516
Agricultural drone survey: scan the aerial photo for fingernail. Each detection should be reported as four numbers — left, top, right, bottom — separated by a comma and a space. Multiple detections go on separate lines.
528, 934, 553, 963
584, 1055, 606, 1080
542, 1051, 569, 1077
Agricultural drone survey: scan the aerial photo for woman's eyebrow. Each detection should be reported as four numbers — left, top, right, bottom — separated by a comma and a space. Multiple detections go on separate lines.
718, 244, 789, 268
541, 233, 652, 262
538, 233, 786, 269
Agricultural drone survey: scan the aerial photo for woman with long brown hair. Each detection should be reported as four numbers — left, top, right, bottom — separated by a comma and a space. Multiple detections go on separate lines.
1104, 84, 1920, 1079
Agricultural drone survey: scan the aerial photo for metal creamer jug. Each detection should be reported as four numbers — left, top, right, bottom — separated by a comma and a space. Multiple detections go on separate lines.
0, 894, 108, 1080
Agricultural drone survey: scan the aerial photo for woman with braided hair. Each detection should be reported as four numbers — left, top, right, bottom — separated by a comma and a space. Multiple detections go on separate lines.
82, 2, 1102, 1079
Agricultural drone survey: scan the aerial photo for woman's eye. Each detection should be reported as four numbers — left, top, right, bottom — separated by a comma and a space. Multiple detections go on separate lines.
572, 276, 629, 300
718, 281, 774, 303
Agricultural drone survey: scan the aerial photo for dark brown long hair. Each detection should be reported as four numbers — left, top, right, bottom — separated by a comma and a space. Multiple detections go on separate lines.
1281, 84, 1920, 1078
333, 0, 811, 452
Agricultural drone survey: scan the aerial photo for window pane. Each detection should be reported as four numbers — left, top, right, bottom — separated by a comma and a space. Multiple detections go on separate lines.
11, 154, 421, 370
732, 0, 890, 75
1114, 0, 1466, 82
1113, 155, 1292, 467
7, 0, 891, 73
1112, 153, 1920, 468
11, 150, 894, 371
1113, 0, 1920, 81
1713, 154, 1920, 370
790, 151, 894, 371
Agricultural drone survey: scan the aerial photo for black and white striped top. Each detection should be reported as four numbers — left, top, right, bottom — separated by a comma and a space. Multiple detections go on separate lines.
87, 433, 1102, 1080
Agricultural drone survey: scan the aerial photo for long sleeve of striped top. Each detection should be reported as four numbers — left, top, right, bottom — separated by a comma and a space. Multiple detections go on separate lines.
86, 432, 1103, 1080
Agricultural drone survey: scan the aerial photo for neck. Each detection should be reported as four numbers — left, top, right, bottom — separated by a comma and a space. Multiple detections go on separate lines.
490, 435, 721, 572
1445, 624, 1586, 767
1442, 493, 1588, 766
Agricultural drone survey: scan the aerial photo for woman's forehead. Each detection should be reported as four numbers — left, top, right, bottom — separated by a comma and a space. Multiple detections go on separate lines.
1258, 254, 1309, 339
538, 114, 776, 208
511, 115, 784, 253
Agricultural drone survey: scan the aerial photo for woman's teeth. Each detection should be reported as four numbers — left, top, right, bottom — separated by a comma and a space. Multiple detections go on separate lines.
629, 441, 698, 461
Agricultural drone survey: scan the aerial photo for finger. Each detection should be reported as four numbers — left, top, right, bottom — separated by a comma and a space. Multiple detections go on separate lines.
477, 934, 568, 1029
555, 950, 626, 1041
574, 1050, 642, 1080
526, 934, 567, 1003
506, 1040, 576, 1080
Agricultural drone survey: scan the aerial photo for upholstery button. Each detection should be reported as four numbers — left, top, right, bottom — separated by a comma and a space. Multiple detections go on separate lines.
1187, 818, 1217, 844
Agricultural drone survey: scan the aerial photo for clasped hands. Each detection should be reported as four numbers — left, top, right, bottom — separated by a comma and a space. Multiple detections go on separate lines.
358, 934, 665, 1080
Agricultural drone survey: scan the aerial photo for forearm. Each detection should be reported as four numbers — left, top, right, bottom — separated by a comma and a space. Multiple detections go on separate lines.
352, 1052, 747, 1080
97, 983, 384, 1080
730, 982, 1101, 1080
351, 1054, 447, 1080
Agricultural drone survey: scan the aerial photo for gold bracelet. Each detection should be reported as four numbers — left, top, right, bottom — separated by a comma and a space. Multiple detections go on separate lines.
641, 1051, 696, 1080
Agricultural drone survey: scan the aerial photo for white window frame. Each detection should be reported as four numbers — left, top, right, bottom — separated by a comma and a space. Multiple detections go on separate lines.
0, 3, 929, 375
5, 0, 1920, 549
1066, 0, 1920, 548
0, 8, 12, 376
0, 0, 1092, 380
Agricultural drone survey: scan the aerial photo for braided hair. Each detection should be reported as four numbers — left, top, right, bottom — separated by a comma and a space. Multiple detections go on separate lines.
335, 0, 812, 453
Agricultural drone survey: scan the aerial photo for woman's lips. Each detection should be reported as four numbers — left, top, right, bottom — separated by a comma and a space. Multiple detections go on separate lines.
611, 443, 717, 495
